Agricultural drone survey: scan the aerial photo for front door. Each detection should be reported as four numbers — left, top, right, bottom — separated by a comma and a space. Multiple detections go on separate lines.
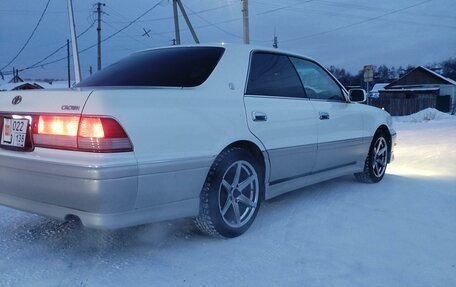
289, 58, 365, 173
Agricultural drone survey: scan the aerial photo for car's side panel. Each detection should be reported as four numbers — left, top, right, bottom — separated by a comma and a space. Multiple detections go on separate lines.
310, 100, 368, 172
135, 156, 212, 208
363, 105, 395, 137
243, 96, 318, 186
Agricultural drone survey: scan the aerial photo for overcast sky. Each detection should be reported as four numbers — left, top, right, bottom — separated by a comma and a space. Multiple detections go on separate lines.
0, 0, 455, 80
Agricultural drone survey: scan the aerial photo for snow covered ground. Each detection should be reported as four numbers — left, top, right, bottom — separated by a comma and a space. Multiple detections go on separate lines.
1, 109, 455, 287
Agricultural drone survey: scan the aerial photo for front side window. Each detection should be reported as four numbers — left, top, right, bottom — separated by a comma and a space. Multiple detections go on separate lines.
290, 58, 345, 101
76, 47, 224, 88
246, 53, 305, 98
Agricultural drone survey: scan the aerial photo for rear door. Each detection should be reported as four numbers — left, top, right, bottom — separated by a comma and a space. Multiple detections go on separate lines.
243, 52, 318, 190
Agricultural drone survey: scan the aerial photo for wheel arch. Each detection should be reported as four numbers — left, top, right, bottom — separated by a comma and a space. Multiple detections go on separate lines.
195, 142, 266, 237
224, 140, 269, 199
375, 124, 393, 163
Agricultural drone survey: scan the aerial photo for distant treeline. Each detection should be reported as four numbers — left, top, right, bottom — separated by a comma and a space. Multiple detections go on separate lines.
327, 57, 456, 88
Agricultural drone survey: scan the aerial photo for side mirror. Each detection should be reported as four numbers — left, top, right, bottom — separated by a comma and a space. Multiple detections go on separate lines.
349, 89, 366, 102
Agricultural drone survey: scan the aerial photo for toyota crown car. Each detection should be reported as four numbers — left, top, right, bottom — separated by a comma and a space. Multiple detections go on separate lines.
0, 44, 396, 238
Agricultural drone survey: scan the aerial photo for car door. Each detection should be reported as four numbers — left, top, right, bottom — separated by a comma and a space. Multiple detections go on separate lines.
289, 57, 366, 173
243, 52, 318, 196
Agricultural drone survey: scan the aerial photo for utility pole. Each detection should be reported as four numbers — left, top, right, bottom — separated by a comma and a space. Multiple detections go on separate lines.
175, 0, 199, 44
96, 2, 105, 71
67, 0, 82, 83
173, 0, 181, 45
67, 39, 71, 88
172, 0, 199, 45
241, 0, 250, 44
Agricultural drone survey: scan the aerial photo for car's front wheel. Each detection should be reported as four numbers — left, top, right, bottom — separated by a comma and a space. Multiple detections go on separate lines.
195, 147, 262, 238
355, 132, 389, 183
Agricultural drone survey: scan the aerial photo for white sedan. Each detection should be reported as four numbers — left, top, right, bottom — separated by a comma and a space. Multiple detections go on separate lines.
0, 44, 395, 238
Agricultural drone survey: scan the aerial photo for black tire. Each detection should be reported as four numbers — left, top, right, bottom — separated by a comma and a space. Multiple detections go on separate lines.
355, 132, 389, 183
195, 147, 263, 238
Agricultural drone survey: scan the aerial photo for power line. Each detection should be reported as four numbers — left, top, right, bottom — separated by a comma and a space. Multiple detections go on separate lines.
281, 0, 434, 44
103, 5, 169, 42
106, 1, 237, 24
274, 0, 456, 30
315, 0, 456, 20
6, 0, 164, 75
1, 0, 52, 72
105, 5, 152, 35
0, 9, 85, 15
255, 0, 314, 16
99, 0, 164, 43
102, 20, 150, 48
182, 3, 243, 40
131, 16, 244, 40
5, 0, 242, 75
29, 21, 95, 69
3, 21, 95, 75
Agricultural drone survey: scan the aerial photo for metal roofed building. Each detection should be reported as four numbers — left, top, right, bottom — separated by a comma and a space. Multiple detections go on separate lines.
373, 66, 456, 115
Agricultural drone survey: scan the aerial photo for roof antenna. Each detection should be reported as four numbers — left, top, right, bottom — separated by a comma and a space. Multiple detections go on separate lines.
273, 27, 278, 49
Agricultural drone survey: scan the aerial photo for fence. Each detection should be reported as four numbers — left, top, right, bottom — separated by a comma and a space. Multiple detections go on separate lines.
369, 97, 436, 116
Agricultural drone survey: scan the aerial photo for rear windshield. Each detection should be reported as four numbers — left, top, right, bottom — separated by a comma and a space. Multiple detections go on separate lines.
76, 47, 224, 88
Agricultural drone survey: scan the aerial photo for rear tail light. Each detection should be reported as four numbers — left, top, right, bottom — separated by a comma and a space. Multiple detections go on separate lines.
32, 115, 133, 152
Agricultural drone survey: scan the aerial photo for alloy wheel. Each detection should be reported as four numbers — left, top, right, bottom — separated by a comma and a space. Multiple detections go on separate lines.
218, 160, 259, 228
372, 137, 388, 178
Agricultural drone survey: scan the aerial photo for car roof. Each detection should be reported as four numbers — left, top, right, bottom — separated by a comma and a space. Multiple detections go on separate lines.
135, 43, 316, 62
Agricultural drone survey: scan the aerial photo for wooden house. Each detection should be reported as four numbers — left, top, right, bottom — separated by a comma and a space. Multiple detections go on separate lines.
372, 66, 456, 115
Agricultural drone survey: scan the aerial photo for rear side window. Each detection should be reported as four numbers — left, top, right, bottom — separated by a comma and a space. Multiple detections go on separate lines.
246, 53, 305, 98
76, 47, 224, 87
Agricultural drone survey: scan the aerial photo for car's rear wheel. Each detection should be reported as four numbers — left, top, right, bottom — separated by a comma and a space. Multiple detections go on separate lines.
355, 132, 389, 183
195, 147, 262, 238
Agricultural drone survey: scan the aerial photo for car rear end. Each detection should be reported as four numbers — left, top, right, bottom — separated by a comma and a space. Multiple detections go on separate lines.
0, 89, 139, 228
0, 45, 248, 230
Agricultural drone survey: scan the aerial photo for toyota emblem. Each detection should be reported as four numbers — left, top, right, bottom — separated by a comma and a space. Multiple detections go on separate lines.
12, 95, 22, 105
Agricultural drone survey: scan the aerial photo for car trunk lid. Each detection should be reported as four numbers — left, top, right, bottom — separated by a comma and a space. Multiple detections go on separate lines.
0, 89, 92, 114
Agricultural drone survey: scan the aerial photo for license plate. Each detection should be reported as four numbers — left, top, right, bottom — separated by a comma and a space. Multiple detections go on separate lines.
1, 118, 28, 148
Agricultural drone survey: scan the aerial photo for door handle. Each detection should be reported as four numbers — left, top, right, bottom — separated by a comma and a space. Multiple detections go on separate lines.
252, 111, 267, 121
319, 112, 330, 120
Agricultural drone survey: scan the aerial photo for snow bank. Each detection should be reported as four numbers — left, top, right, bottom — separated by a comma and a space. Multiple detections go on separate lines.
1, 113, 456, 287
394, 108, 456, 123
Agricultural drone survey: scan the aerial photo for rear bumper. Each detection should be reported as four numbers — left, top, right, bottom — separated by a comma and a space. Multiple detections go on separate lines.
0, 148, 139, 213
0, 192, 199, 229
0, 148, 204, 228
